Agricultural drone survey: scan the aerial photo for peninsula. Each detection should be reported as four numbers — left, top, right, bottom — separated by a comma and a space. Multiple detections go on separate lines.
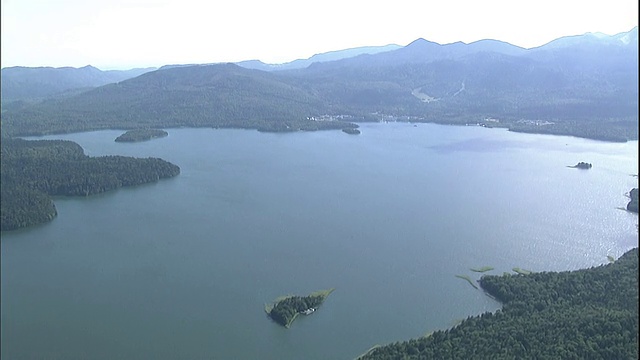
627, 188, 638, 213
360, 248, 638, 359
0, 138, 180, 231
265, 288, 334, 328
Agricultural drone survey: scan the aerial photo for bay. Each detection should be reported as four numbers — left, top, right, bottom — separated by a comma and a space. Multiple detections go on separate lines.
2, 123, 638, 359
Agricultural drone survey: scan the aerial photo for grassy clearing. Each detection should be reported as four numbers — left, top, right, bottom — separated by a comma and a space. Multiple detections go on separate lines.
354, 345, 381, 360
512, 267, 532, 275
308, 288, 335, 298
470, 266, 495, 273
284, 313, 301, 328
455, 274, 479, 289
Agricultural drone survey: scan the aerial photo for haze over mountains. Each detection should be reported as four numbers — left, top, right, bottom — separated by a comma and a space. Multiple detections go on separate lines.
1, 44, 401, 105
235, 44, 402, 71
1, 65, 156, 104
1, 28, 637, 141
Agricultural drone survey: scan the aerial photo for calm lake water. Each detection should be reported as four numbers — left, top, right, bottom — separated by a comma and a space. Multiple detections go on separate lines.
2, 123, 638, 359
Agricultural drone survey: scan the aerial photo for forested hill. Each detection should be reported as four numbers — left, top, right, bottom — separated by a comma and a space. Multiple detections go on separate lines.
0, 65, 155, 104
359, 248, 639, 359
1, 28, 637, 141
0, 64, 357, 136
293, 28, 638, 141
0, 138, 180, 231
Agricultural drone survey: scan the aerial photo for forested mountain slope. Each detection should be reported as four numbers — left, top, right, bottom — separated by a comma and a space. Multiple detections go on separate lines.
1, 65, 155, 104
1, 28, 636, 141
0, 63, 357, 136
288, 28, 638, 141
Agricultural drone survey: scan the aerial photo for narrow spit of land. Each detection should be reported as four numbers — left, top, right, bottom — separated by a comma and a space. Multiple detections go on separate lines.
455, 274, 478, 289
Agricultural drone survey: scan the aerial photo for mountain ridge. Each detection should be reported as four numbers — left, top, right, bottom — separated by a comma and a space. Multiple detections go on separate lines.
1, 65, 157, 104
1, 27, 637, 141
236, 44, 402, 71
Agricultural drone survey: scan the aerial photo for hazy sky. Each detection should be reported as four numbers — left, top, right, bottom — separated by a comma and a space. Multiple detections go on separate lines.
1, 0, 638, 70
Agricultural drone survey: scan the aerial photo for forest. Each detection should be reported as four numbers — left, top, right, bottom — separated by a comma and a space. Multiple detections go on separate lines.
0, 138, 180, 231
359, 248, 638, 359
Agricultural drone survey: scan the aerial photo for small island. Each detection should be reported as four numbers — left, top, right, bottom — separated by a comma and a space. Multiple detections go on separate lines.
115, 129, 168, 142
265, 288, 334, 328
470, 266, 495, 273
342, 128, 361, 135
568, 162, 592, 169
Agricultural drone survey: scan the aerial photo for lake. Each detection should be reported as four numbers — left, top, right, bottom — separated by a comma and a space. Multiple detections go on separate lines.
2, 122, 638, 359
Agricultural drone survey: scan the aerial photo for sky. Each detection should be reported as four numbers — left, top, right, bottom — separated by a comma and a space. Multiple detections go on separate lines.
1, 0, 638, 70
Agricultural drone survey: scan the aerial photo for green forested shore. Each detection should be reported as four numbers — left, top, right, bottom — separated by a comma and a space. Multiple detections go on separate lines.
359, 248, 639, 360
627, 188, 638, 213
1, 138, 180, 231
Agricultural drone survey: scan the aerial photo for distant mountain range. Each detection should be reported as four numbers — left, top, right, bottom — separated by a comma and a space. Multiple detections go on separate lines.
235, 44, 402, 71
0, 44, 399, 106
1, 65, 156, 104
1, 28, 637, 141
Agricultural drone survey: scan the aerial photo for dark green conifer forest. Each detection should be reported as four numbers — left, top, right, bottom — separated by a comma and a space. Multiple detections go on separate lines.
627, 188, 638, 213
359, 248, 639, 359
1, 138, 180, 231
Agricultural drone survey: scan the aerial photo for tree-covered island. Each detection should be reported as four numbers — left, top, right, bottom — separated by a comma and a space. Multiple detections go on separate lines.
568, 162, 593, 169
1, 138, 180, 231
342, 128, 361, 135
115, 129, 168, 142
265, 288, 334, 328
